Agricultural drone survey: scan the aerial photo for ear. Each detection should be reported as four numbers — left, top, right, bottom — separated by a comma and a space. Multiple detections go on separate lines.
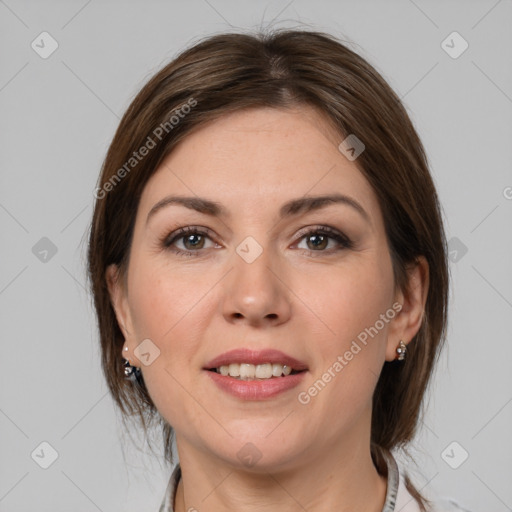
105, 264, 135, 349
385, 256, 429, 361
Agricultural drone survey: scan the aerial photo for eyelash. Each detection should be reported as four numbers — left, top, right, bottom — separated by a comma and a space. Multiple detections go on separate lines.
160, 225, 354, 257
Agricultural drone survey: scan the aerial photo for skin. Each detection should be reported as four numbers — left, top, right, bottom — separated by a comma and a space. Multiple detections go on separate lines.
107, 105, 429, 512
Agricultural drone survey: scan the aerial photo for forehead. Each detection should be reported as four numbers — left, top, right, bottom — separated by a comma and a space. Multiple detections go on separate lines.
138, 106, 381, 223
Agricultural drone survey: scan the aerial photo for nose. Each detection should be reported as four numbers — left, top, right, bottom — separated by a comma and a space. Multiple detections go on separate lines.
222, 242, 292, 328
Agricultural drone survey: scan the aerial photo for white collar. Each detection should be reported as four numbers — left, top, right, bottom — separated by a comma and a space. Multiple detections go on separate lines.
159, 450, 412, 512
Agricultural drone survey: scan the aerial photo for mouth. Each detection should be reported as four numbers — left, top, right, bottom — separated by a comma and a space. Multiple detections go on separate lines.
203, 348, 308, 378
203, 348, 308, 398
207, 363, 305, 380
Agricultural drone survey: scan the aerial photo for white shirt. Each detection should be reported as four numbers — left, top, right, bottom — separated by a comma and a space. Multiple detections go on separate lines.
158, 451, 472, 511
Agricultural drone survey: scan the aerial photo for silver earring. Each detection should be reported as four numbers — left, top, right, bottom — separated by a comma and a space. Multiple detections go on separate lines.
396, 340, 407, 361
123, 348, 142, 383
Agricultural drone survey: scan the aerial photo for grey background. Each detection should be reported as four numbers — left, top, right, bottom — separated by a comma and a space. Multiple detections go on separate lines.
1, 0, 511, 510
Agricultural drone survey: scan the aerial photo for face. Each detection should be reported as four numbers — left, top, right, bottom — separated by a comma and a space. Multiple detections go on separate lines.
108, 106, 415, 471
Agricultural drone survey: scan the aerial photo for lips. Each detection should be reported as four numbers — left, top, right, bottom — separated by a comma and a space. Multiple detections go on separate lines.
203, 348, 309, 372
203, 348, 308, 400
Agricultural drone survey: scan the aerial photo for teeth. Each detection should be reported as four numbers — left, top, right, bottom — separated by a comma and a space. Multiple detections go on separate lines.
239, 363, 255, 379
256, 363, 272, 378
228, 363, 240, 377
216, 363, 295, 379
273, 363, 284, 377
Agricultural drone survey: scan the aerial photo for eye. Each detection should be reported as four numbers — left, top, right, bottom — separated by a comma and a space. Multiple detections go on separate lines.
161, 226, 219, 256
295, 226, 353, 254
160, 225, 353, 257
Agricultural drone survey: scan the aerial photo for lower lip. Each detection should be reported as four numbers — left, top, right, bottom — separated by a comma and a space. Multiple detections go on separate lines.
204, 370, 307, 400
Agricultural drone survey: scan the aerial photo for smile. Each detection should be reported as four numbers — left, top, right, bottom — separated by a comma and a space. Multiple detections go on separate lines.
210, 363, 302, 380
209, 362, 303, 380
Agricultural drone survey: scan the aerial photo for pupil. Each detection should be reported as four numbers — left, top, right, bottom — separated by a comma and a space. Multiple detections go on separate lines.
308, 234, 326, 250
185, 234, 203, 249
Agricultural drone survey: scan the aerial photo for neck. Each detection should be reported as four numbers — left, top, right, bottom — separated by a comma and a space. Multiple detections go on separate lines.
173, 410, 388, 512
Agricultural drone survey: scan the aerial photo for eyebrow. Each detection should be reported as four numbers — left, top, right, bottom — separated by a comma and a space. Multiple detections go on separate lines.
146, 193, 370, 225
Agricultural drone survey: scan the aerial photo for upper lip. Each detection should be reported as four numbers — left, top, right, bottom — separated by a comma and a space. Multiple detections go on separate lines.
204, 348, 308, 371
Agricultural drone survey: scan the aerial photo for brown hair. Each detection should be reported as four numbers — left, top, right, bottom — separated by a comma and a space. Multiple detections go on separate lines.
87, 27, 449, 510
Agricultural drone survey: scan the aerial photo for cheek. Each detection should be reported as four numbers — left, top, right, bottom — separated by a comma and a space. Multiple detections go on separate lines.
127, 258, 219, 377
299, 255, 393, 406
307, 257, 393, 345
128, 258, 203, 340
127, 263, 210, 425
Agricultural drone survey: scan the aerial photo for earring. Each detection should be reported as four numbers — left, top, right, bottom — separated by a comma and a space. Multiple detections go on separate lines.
396, 340, 407, 361
123, 347, 142, 383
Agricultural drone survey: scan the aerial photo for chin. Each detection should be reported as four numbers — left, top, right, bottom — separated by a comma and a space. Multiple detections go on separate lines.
208, 427, 307, 472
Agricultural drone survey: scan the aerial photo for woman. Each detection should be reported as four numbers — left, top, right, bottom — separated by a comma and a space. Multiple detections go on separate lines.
87, 28, 472, 511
